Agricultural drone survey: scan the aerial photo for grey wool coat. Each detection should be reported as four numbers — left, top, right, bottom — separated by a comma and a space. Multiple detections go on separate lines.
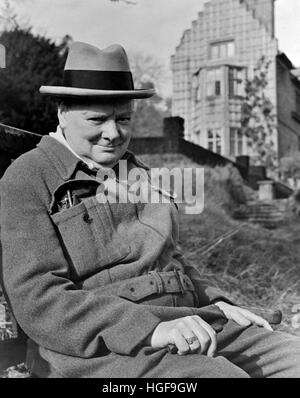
0, 136, 231, 378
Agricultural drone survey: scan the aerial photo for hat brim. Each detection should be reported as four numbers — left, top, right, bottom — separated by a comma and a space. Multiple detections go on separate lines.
39, 85, 155, 99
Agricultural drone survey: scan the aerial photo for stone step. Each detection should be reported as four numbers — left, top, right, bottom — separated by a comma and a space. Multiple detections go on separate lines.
233, 200, 288, 228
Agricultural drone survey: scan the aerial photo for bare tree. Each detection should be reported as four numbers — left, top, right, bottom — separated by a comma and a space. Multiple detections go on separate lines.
128, 50, 165, 96
109, 0, 137, 4
127, 51, 170, 137
0, 0, 18, 30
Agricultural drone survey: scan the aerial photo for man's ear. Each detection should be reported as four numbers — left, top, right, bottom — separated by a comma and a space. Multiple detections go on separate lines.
57, 105, 67, 129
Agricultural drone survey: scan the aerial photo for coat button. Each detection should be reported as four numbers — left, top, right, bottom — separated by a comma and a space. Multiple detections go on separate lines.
83, 213, 93, 224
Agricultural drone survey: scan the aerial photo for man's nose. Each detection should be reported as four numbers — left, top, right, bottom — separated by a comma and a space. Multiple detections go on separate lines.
101, 120, 120, 142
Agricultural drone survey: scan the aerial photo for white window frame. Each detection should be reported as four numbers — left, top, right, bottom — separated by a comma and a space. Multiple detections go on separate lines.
206, 68, 223, 97
207, 129, 224, 155
230, 128, 247, 156
210, 41, 235, 60
229, 67, 245, 97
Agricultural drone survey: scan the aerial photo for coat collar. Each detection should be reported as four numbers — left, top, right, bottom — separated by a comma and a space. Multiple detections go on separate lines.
37, 135, 149, 181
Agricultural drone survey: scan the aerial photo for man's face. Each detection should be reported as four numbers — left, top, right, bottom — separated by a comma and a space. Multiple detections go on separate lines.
58, 99, 134, 168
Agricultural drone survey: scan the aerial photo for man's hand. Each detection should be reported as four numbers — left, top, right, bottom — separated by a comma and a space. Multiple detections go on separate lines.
214, 301, 273, 331
150, 315, 217, 356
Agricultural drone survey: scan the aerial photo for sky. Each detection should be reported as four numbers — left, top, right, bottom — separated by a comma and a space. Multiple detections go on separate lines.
8, 0, 300, 96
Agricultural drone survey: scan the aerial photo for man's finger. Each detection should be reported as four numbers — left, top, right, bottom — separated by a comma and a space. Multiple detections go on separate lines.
177, 322, 201, 353
239, 309, 273, 331
230, 311, 252, 328
183, 334, 201, 353
197, 319, 218, 357
190, 316, 217, 357
171, 329, 191, 356
185, 317, 211, 355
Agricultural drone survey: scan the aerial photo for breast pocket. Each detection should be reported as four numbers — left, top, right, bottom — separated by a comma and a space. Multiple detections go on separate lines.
136, 185, 179, 244
50, 196, 131, 279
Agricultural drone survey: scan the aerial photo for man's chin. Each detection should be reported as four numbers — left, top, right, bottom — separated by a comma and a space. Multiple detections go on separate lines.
92, 147, 125, 167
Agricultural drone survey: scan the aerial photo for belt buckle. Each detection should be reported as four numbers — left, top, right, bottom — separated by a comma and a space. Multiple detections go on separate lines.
174, 269, 185, 296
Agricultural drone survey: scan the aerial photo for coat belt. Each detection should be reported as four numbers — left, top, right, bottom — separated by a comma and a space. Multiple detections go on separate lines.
117, 270, 195, 302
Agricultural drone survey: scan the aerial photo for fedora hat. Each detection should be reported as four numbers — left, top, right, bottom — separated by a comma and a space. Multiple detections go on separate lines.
40, 42, 155, 99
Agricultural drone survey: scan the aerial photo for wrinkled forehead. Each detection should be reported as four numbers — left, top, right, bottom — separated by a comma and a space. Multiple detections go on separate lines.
57, 98, 134, 114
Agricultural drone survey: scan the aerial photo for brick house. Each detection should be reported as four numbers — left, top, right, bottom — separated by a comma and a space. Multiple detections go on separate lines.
171, 0, 300, 162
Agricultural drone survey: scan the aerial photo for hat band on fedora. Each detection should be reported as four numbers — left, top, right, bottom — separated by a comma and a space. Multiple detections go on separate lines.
63, 70, 134, 91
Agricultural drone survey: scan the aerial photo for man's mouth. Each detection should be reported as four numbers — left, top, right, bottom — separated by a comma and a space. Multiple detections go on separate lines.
95, 143, 122, 150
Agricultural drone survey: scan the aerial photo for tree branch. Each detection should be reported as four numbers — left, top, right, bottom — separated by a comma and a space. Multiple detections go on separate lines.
109, 0, 137, 5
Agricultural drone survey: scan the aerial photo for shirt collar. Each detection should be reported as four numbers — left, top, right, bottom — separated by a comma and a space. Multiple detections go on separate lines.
49, 126, 99, 171
37, 129, 149, 181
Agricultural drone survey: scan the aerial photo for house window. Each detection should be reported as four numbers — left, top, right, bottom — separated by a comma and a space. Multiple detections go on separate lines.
230, 128, 245, 156
207, 130, 214, 152
206, 68, 222, 97
207, 129, 223, 155
215, 80, 221, 96
210, 41, 235, 60
229, 67, 245, 97
211, 44, 219, 60
216, 132, 222, 154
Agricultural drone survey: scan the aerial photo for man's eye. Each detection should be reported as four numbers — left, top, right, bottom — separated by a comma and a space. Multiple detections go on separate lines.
118, 117, 131, 124
88, 117, 106, 123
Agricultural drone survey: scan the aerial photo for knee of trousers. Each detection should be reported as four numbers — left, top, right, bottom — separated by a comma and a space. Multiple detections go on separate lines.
154, 355, 250, 378
204, 356, 250, 378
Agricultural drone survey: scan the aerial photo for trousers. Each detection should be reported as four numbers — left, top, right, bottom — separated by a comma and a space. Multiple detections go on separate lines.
30, 290, 300, 378
44, 322, 300, 378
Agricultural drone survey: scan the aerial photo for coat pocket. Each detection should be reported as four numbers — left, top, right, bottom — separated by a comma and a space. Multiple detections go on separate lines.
136, 186, 179, 244
50, 196, 130, 279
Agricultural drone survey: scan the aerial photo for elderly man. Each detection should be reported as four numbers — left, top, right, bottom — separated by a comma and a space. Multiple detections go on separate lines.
1, 42, 300, 378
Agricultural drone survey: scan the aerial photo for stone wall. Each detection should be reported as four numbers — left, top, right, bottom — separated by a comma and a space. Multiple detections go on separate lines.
128, 117, 183, 155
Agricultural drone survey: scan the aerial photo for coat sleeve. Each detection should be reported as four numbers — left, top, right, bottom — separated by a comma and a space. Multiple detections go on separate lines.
0, 170, 162, 358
